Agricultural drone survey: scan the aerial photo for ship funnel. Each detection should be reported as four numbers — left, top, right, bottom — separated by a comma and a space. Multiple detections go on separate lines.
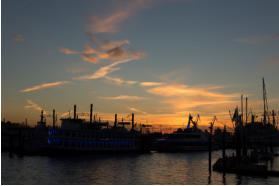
132, 113, 135, 130
41, 110, 44, 123
90, 104, 93, 124
114, 114, 117, 127
74, 105, 77, 119
53, 109, 55, 128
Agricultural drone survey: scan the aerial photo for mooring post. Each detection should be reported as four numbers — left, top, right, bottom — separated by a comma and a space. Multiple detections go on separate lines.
208, 123, 213, 172
222, 125, 226, 170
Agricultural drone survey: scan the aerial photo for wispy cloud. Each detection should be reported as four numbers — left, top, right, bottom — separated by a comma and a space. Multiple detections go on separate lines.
60, 43, 100, 63
234, 32, 279, 44
60, 38, 144, 64
100, 95, 147, 100
146, 83, 238, 110
140, 81, 163, 87
20, 81, 69, 92
12, 34, 24, 42
74, 58, 130, 80
104, 76, 138, 85
128, 107, 147, 114
74, 55, 144, 80
86, 0, 153, 34
59, 0, 147, 91
146, 84, 236, 98
24, 99, 43, 111
268, 33, 279, 41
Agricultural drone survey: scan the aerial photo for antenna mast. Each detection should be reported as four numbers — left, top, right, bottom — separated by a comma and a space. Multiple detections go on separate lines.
263, 77, 269, 125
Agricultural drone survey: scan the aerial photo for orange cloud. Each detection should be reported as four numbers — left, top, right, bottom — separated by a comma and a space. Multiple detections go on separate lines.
60, 43, 101, 63
162, 97, 236, 110
20, 81, 69, 92
59, 48, 79, 54
147, 84, 237, 98
100, 95, 147, 100
140, 82, 163, 87
145, 83, 238, 112
12, 34, 24, 42
80, 54, 99, 64
83, 43, 97, 54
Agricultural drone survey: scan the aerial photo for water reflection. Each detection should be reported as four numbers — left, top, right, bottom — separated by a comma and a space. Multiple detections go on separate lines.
236, 175, 242, 185
2, 150, 279, 185
222, 172, 226, 185
208, 171, 211, 185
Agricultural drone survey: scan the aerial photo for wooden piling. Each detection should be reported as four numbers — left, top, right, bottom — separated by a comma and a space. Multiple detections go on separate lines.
208, 119, 214, 172
222, 125, 226, 170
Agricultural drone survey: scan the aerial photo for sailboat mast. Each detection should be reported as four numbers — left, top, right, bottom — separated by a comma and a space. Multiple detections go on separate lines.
263, 78, 267, 125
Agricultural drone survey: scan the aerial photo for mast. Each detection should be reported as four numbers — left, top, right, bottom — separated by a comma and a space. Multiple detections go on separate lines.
187, 113, 192, 128
41, 110, 44, 123
272, 110, 276, 127
263, 77, 268, 125
53, 109, 55, 128
132, 113, 135, 130
74, 105, 77, 119
114, 114, 117, 127
90, 104, 93, 124
245, 97, 248, 125
241, 94, 244, 125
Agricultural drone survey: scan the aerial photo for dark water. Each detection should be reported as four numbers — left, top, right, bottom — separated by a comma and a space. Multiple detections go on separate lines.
2, 150, 279, 185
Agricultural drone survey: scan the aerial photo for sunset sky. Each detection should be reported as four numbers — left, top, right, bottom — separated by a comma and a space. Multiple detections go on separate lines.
2, 0, 279, 129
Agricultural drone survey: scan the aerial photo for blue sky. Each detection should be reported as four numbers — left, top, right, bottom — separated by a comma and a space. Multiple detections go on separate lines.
2, 0, 279, 128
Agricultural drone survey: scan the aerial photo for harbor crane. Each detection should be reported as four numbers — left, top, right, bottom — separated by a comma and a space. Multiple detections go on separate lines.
187, 113, 200, 129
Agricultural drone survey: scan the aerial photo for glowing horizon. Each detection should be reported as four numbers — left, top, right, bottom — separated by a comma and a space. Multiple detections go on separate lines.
2, 0, 279, 130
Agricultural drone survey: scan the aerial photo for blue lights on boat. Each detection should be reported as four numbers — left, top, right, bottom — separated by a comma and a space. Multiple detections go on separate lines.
47, 138, 134, 145
48, 138, 61, 144
48, 129, 57, 136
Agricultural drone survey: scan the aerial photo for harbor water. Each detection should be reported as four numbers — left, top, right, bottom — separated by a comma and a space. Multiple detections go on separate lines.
2, 149, 279, 185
